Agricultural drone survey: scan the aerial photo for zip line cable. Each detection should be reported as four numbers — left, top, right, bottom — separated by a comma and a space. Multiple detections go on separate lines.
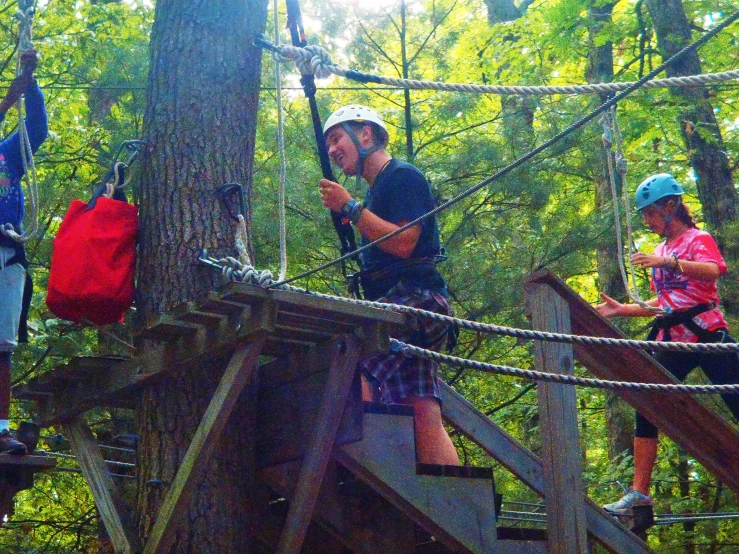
259, 8, 739, 289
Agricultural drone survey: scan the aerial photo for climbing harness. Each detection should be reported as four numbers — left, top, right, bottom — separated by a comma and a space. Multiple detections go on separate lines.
282, 0, 360, 291
600, 107, 664, 314
259, 7, 739, 290
254, 38, 739, 97
0, 0, 40, 244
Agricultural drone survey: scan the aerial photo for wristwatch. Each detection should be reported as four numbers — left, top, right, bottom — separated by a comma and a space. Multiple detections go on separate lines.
340, 200, 364, 225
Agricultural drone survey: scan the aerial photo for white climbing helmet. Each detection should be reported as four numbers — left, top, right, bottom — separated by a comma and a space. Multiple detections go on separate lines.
323, 105, 387, 135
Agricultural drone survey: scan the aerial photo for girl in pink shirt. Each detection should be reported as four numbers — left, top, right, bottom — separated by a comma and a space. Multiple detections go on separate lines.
597, 173, 739, 515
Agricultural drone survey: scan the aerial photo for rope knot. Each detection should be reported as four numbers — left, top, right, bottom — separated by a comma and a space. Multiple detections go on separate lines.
294, 45, 333, 79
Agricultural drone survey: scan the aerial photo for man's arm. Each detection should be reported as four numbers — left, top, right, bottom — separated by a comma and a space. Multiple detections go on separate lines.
319, 178, 421, 259
354, 211, 421, 259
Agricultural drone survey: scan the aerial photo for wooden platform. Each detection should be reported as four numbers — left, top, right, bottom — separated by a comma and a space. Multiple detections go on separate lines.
14, 283, 406, 426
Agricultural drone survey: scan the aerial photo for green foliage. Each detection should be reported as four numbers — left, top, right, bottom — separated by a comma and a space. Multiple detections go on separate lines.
2, 0, 738, 549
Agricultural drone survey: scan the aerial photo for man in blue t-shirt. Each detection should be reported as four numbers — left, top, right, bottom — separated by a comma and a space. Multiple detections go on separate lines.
0, 49, 48, 455
319, 105, 459, 465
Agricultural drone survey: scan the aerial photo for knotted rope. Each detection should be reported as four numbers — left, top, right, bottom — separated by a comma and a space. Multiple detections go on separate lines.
254, 36, 739, 96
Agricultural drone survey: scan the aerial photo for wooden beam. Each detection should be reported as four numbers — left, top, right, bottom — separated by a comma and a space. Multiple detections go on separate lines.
275, 334, 361, 554
33, 299, 277, 426
527, 282, 588, 554
142, 336, 266, 554
63, 419, 141, 554
526, 270, 739, 494
222, 282, 407, 329
440, 382, 653, 554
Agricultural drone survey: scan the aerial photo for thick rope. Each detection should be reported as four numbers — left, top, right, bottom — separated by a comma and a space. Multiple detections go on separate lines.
393, 340, 739, 394
199, 255, 739, 354
600, 109, 663, 313
273, 0, 288, 282
1, 1, 39, 244
260, 8, 739, 290
255, 37, 739, 96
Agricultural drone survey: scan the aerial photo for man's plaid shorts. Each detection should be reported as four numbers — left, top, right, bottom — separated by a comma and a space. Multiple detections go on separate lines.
360, 282, 451, 403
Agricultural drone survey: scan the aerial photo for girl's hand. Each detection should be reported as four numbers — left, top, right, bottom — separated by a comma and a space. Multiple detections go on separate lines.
596, 292, 625, 318
631, 251, 668, 269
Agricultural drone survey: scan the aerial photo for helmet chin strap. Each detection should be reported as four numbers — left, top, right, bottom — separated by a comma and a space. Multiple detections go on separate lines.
341, 122, 381, 189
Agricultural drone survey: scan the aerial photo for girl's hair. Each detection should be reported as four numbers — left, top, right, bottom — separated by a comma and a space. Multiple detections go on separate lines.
655, 195, 697, 228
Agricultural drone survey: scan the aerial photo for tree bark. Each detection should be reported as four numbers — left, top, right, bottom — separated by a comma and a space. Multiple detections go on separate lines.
645, 0, 737, 235
134, 0, 268, 552
483, 0, 521, 25
585, 1, 634, 462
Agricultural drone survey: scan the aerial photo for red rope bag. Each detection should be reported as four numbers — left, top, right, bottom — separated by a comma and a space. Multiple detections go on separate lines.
46, 197, 138, 325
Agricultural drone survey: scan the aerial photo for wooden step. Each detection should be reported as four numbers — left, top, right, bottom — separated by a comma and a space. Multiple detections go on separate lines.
259, 460, 417, 554
335, 410, 498, 554
0, 453, 57, 521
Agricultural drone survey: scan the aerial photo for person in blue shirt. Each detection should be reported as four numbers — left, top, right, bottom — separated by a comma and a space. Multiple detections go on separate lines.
0, 49, 48, 455
319, 105, 459, 465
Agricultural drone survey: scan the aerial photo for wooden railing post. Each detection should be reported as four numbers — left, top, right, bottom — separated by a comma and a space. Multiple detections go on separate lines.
526, 282, 588, 554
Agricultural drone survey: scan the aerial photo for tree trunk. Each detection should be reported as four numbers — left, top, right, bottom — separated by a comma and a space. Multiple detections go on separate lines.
645, 0, 737, 250
134, 0, 268, 551
586, 1, 634, 462
483, 0, 521, 25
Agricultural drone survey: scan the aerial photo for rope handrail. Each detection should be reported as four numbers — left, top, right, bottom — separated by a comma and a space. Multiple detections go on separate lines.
200, 256, 739, 353
393, 340, 739, 394
255, 36, 739, 97
255, 8, 739, 289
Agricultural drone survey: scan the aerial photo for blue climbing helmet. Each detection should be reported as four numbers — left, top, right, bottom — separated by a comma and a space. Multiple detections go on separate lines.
634, 173, 685, 210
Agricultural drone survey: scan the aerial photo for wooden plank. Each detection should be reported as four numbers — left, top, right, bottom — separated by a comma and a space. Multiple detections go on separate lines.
336, 411, 498, 554
497, 540, 548, 554
439, 382, 653, 554
33, 299, 277, 426
256, 370, 363, 467
63, 419, 140, 554
0, 455, 56, 470
276, 311, 357, 335
526, 270, 739, 494
527, 282, 587, 554
136, 321, 200, 342
142, 336, 266, 554
275, 334, 361, 554
222, 282, 407, 329
259, 460, 417, 554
